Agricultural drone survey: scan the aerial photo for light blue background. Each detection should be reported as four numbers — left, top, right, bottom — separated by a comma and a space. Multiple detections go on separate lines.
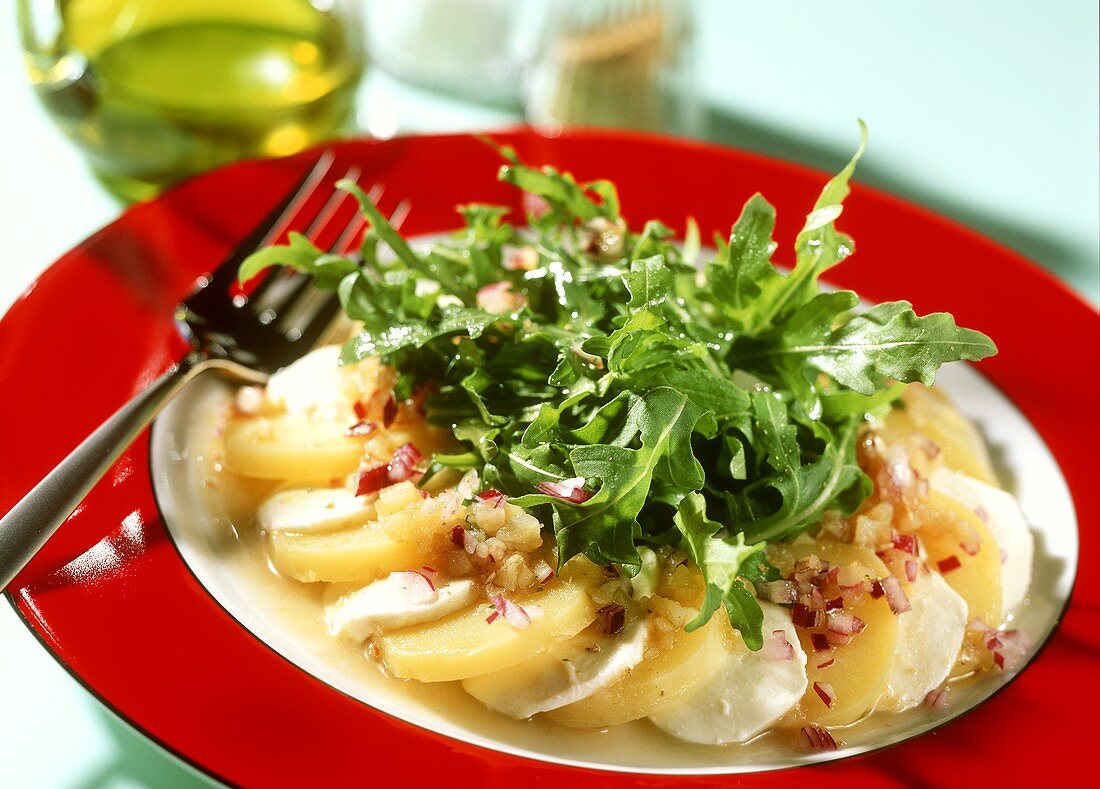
1, 2, 1096, 787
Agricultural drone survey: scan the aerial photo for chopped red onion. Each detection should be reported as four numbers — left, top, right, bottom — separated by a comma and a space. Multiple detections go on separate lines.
937, 555, 962, 574
382, 395, 397, 427
533, 560, 556, 584
758, 580, 798, 605
395, 571, 436, 603
355, 464, 390, 496
891, 532, 917, 555
959, 539, 980, 557
761, 629, 796, 661
881, 576, 911, 614
476, 489, 506, 508
825, 596, 844, 611
869, 580, 885, 599
924, 687, 950, 709
921, 439, 941, 459
345, 419, 376, 437
388, 442, 423, 482
476, 281, 527, 314
419, 566, 438, 589
813, 681, 835, 708
816, 658, 836, 670
792, 603, 823, 630
799, 726, 838, 751
450, 525, 466, 548
809, 586, 826, 611
827, 612, 866, 636
535, 476, 592, 503
503, 245, 539, 271
810, 633, 831, 652
490, 594, 532, 629
988, 628, 1033, 671
905, 559, 919, 583
596, 603, 626, 635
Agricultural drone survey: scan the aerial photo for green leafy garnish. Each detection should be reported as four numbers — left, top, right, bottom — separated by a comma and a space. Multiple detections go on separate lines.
240, 124, 996, 648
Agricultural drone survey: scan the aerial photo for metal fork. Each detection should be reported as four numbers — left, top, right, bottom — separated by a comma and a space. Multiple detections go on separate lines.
0, 153, 379, 591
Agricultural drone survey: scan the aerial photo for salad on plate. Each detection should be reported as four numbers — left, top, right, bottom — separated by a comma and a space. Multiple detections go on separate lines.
203, 125, 1034, 752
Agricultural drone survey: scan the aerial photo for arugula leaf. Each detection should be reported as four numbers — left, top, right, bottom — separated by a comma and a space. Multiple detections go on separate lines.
238, 232, 358, 287
237, 124, 998, 648
674, 492, 769, 648
510, 388, 707, 568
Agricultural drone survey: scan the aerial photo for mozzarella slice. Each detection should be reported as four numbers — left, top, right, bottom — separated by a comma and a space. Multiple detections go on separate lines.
461, 619, 649, 719
267, 345, 355, 420
648, 603, 807, 744
880, 571, 968, 712
257, 488, 373, 534
326, 573, 478, 640
931, 469, 1034, 615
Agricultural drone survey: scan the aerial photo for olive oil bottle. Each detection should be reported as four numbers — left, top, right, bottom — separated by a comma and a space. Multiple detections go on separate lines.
19, 0, 364, 201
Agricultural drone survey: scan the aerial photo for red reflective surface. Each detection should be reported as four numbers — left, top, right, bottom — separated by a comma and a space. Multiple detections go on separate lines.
1, 129, 1096, 787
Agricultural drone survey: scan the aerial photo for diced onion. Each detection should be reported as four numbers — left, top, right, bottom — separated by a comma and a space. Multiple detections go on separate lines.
535, 476, 592, 503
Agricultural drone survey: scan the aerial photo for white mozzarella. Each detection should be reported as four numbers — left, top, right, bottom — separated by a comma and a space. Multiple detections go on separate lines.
257, 488, 373, 534
326, 574, 478, 640
647, 603, 807, 745
461, 619, 650, 719
880, 571, 968, 711
266, 345, 354, 419
931, 468, 1034, 615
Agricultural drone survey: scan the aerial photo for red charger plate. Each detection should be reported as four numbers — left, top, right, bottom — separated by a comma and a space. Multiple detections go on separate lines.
1, 128, 1097, 786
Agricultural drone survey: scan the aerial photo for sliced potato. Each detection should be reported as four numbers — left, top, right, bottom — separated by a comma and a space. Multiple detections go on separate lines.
224, 413, 364, 482
769, 541, 900, 727
930, 469, 1033, 615
270, 524, 419, 583
881, 384, 998, 485
544, 611, 731, 729
267, 492, 465, 583
917, 492, 1003, 627
375, 579, 597, 682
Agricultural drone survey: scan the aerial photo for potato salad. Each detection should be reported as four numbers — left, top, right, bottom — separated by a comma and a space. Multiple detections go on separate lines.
214, 126, 1033, 751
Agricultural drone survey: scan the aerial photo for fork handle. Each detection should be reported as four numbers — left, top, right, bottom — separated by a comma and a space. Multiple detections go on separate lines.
0, 353, 206, 592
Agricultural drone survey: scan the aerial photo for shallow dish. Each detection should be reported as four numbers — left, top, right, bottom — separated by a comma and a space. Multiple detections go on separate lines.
1, 129, 1096, 786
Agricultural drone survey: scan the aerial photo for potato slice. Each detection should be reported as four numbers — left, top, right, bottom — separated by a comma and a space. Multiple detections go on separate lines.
268, 492, 465, 583
930, 469, 1033, 615
375, 579, 597, 682
881, 384, 998, 485
769, 541, 900, 727
917, 492, 1003, 627
224, 413, 364, 483
544, 611, 731, 729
